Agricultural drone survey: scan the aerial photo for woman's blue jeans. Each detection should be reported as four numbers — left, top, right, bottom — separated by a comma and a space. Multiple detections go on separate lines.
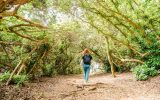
83, 64, 91, 82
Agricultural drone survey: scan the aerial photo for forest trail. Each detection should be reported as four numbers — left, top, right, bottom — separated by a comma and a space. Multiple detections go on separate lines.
1, 73, 160, 100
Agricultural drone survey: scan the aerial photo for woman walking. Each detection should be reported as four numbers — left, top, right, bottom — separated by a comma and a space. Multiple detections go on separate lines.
80, 48, 92, 83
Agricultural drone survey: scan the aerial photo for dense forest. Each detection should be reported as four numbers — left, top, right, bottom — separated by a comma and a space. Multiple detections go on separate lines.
0, 0, 160, 85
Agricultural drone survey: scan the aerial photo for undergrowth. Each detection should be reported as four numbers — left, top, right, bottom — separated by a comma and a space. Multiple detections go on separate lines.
131, 64, 158, 81
0, 72, 29, 86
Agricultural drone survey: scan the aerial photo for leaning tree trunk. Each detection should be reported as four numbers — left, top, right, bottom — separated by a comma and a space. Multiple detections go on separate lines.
106, 37, 116, 77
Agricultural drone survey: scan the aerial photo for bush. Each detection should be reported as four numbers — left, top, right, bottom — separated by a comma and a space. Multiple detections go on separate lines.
66, 65, 82, 74
132, 64, 158, 81
149, 67, 158, 76
0, 72, 29, 85
12, 75, 29, 86
42, 64, 55, 76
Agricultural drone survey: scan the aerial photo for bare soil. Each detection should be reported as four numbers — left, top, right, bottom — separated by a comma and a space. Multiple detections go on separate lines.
0, 73, 160, 100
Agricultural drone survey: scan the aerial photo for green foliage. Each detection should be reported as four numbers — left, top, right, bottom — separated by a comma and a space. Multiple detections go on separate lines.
102, 59, 127, 73
55, 0, 72, 11
42, 64, 55, 76
136, 33, 160, 69
0, 0, 160, 84
12, 75, 29, 86
117, 66, 127, 73
103, 65, 111, 73
0, 72, 10, 82
132, 64, 158, 81
65, 65, 82, 74
103, 64, 127, 73
78, 0, 160, 71
0, 72, 28, 85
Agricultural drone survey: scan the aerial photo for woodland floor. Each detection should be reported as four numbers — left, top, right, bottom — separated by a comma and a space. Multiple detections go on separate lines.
0, 72, 160, 100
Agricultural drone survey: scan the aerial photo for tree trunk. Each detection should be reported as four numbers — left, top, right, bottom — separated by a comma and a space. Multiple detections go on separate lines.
106, 37, 116, 77
6, 60, 22, 85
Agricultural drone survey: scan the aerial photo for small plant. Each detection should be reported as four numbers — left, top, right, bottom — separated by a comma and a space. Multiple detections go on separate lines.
132, 64, 158, 81
12, 75, 29, 86
0, 71, 11, 82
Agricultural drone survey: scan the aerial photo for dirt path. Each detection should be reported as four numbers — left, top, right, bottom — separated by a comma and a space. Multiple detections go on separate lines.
1, 73, 160, 100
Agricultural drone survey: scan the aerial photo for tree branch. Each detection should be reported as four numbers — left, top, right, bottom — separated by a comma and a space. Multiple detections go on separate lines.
111, 53, 144, 64
96, 1, 146, 36
121, 59, 144, 64
9, 28, 37, 41
14, 15, 48, 29
0, 41, 24, 45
